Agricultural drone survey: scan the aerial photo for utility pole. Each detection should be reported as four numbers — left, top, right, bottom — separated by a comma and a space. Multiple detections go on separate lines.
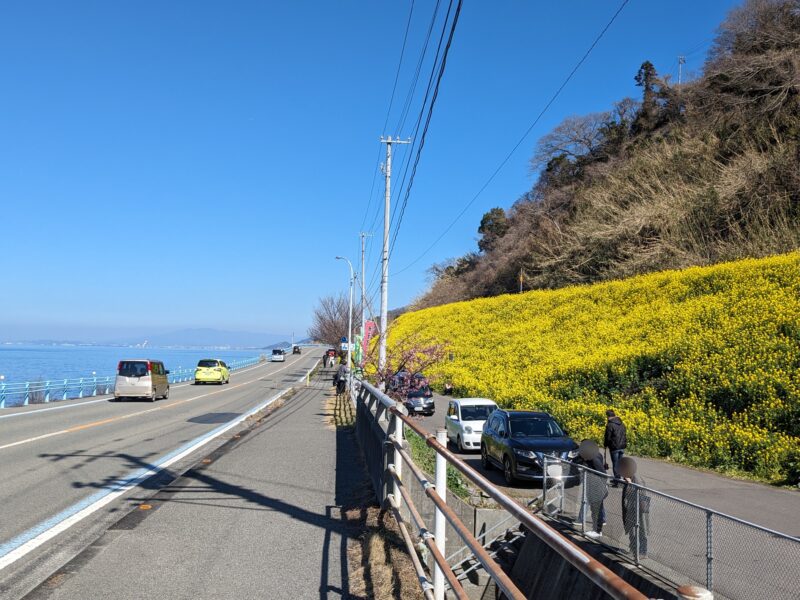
359, 232, 372, 341
678, 55, 686, 85
378, 136, 410, 379
336, 256, 356, 395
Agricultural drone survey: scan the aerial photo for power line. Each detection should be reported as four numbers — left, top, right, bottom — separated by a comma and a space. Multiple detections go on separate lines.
395, 0, 444, 136
359, 1, 417, 235
390, 0, 462, 255
393, 0, 631, 276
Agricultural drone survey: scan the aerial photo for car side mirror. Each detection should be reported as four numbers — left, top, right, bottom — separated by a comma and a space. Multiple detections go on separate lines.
165, 370, 170, 375
500, 430, 507, 438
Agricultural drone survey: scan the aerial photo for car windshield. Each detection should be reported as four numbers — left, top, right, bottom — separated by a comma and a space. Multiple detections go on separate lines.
198, 360, 218, 368
510, 418, 564, 438
272, 349, 283, 355
119, 361, 148, 377
460, 405, 495, 421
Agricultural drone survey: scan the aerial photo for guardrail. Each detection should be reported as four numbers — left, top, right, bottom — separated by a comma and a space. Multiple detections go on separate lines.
540, 456, 800, 600
353, 379, 649, 600
0, 355, 265, 409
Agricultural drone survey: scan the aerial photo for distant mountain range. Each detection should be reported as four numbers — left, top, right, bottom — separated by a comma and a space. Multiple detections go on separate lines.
126, 328, 290, 349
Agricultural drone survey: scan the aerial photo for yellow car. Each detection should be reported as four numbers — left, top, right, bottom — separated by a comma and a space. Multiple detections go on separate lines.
194, 359, 230, 385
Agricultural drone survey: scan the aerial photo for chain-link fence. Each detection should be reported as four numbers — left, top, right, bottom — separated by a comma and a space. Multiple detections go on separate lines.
542, 456, 800, 600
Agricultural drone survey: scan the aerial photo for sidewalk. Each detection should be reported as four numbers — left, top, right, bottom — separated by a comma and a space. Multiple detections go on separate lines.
28, 377, 365, 600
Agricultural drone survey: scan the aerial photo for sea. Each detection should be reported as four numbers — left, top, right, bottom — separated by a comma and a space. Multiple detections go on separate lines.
0, 344, 268, 384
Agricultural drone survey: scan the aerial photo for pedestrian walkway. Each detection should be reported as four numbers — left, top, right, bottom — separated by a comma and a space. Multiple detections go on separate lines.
28, 376, 365, 600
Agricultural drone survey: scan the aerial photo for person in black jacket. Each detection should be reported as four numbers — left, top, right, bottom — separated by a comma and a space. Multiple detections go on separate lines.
603, 409, 627, 483
572, 439, 608, 537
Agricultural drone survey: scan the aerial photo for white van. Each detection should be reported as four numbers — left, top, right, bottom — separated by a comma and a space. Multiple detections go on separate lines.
114, 359, 170, 402
271, 349, 286, 362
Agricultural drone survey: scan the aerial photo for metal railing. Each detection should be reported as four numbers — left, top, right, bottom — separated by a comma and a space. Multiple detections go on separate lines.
541, 455, 800, 600
0, 355, 265, 408
353, 379, 649, 600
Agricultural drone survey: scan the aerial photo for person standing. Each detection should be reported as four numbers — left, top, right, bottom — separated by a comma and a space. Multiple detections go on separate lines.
619, 456, 649, 558
603, 409, 627, 483
573, 439, 608, 538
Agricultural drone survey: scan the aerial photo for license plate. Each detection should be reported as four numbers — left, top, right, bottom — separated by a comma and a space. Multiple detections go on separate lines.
414, 407, 424, 412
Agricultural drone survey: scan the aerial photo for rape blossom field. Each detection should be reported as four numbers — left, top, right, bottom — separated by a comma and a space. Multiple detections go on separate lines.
389, 252, 800, 484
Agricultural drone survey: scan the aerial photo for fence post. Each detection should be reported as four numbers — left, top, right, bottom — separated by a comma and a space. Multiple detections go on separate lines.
580, 469, 587, 534
392, 409, 403, 502
45, 381, 51, 402
542, 456, 548, 514
433, 428, 448, 600
0, 383, 5, 408
24, 382, 30, 406
63, 379, 68, 401
93, 376, 97, 396
706, 511, 713, 592
78, 378, 84, 398
634, 486, 641, 565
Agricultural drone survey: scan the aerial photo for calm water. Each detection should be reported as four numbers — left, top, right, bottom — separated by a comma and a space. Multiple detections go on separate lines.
0, 345, 266, 383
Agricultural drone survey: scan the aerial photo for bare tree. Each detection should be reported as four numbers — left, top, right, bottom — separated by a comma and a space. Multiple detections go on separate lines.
531, 112, 611, 171
308, 294, 360, 346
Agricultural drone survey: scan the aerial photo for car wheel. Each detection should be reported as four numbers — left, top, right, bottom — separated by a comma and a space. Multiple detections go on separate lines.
481, 445, 492, 470
503, 456, 516, 485
457, 435, 464, 452
150, 389, 157, 402
164, 386, 170, 400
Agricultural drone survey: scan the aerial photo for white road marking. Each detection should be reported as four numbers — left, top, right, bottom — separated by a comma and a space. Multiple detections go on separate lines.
0, 385, 296, 571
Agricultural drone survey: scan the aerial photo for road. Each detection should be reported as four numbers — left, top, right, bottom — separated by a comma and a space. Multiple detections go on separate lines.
415, 393, 799, 537
19, 372, 360, 600
0, 351, 321, 599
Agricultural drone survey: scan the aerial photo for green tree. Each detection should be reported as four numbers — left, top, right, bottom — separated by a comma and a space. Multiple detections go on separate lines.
478, 207, 509, 252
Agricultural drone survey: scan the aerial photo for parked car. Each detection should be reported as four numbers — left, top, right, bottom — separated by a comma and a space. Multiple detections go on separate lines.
445, 398, 498, 452
292, 346, 301, 355
114, 359, 169, 402
194, 359, 230, 385
271, 348, 286, 362
390, 371, 435, 415
481, 410, 578, 485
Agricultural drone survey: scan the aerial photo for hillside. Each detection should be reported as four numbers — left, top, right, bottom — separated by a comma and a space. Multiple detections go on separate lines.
417, 0, 800, 309
389, 252, 800, 484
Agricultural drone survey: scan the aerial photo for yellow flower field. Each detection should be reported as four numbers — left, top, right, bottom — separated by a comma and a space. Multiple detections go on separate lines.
389, 252, 800, 483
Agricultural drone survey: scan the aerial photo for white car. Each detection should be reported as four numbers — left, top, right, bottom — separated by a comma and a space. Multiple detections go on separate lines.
444, 398, 498, 452
271, 349, 286, 362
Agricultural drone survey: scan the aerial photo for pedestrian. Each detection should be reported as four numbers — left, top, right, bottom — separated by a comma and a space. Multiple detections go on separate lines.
619, 456, 649, 558
335, 362, 348, 396
573, 439, 608, 538
603, 409, 627, 484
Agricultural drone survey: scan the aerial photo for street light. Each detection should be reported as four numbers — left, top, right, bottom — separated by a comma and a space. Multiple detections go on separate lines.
335, 255, 355, 395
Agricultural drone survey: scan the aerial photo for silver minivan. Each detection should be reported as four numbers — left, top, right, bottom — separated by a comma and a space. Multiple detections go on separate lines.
114, 359, 170, 401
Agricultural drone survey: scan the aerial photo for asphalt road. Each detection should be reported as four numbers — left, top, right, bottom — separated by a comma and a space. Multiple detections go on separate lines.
20, 373, 358, 600
0, 351, 321, 599
415, 393, 800, 537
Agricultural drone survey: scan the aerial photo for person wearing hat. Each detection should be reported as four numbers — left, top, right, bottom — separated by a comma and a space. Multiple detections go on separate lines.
604, 409, 627, 484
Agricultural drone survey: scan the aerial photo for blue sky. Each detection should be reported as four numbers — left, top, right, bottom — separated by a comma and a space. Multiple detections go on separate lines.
0, 1, 740, 341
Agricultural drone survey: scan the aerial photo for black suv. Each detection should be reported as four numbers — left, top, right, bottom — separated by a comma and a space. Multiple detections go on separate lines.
481, 410, 578, 485
292, 346, 301, 355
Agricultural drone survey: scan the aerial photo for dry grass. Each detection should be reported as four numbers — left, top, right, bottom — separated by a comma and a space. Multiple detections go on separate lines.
345, 507, 424, 600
